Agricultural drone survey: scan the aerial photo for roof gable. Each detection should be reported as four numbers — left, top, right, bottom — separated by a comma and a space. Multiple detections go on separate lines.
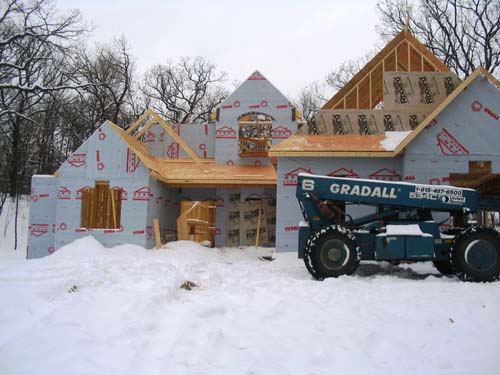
56, 121, 152, 178
269, 67, 500, 158
219, 70, 291, 109
322, 30, 449, 110
394, 67, 500, 154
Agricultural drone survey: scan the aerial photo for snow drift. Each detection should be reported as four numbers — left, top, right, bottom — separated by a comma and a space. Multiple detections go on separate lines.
1, 234, 500, 374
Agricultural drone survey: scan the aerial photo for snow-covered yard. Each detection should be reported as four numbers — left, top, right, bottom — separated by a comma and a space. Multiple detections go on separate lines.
1, 198, 499, 374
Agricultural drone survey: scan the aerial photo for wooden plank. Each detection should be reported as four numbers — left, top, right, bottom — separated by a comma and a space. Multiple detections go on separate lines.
369, 73, 372, 108
81, 188, 91, 228
89, 188, 96, 228
115, 189, 122, 228
125, 108, 155, 135
159, 158, 213, 164
110, 189, 117, 228
133, 118, 156, 140
268, 149, 394, 157
395, 48, 398, 72
105, 189, 112, 228
152, 113, 210, 172
407, 40, 411, 71
356, 85, 359, 109
324, 31, 406, 109
324, 32, 449, 110
479, 66, 500, 89
153, 218, 161, 249
469, 160, 492, 175
177, 200, 216, 244
405, 33, 448, 71
255, 199, 262, 249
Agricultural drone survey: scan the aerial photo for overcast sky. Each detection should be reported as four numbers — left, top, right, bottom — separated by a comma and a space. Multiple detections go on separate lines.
56, 0, 381, 100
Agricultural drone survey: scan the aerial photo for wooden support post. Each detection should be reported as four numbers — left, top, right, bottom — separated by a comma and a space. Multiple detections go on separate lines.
255, 199, 263, 249
369, 73, 372, 109
110, 189, 117, 228
356, 85, 359, 109
153, 218, 161, 249
407, 40, 411, 71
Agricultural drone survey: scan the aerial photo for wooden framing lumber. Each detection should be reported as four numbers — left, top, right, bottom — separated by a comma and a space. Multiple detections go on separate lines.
322, 30, 449, 111
177, 201, 216, 244
151, 112, 210, 173
271, 67, 497, 159
153, 218, 161, 249
268, 150, 395, 157
80, 182, 121, 229
125, 108, 156, 134
255, 199, 262, 249
110, 189, 117, 228
133, 118, 157, 139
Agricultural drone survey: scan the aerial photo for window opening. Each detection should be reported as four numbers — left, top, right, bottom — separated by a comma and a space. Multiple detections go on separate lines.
238, 113, 273, 157
81, 181, 122, 229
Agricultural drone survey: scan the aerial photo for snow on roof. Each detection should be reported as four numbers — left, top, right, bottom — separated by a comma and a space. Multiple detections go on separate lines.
379, 131, 412, 151
268, 131, 413, 157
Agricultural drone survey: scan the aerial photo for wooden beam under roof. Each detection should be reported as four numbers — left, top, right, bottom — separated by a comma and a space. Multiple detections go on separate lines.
124, 110, 211, 173
322, 30, 449, 111
125, 108, 156, 134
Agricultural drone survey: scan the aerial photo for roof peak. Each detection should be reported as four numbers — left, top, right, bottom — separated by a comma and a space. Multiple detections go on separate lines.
322, 29, 449, 110
247, 70, 267, 81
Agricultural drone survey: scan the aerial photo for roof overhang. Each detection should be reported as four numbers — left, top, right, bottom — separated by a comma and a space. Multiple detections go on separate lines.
268, 134, 403, 158
271, 67, 499, 159
153, 160, 277, 188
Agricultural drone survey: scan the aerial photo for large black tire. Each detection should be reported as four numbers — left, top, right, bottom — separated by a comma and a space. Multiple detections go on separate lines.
303, 225, 360, 280
433, 228, 463, 275
432, 260, 455, 275
450, 226, 500, 282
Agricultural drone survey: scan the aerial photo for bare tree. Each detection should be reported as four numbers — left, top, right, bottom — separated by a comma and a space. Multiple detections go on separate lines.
61, 37, 136, 151
0, 0, 87, 197
376, 0, 500, 77
325, 51, 375, 92
297, 83, 326, 125
141, 56, 228, 123
69, 38, 134, 124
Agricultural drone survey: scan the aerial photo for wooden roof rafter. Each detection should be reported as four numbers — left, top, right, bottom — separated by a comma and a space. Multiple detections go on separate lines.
322, 30, 450, 111
125, 108, 156, 135
125, 108, 211, 173
271, 67, 499, 158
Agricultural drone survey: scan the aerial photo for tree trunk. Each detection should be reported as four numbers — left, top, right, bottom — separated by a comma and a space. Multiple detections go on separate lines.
8, 117, 20, 197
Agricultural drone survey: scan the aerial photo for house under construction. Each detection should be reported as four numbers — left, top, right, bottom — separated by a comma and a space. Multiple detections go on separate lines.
28, 30, 500, 257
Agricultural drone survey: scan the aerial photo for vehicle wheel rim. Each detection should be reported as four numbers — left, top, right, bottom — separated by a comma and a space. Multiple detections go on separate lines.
320, 239, 349, 271
464, 239, 498, 272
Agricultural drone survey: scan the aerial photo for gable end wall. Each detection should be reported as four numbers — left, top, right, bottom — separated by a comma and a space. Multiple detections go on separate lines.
403, 75, 500, 185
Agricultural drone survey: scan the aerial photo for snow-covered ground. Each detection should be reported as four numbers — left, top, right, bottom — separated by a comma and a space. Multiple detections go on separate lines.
1, 198, 500, 374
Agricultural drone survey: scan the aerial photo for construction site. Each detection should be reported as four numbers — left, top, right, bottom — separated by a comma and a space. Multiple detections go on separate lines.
27, 30, 500, 258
